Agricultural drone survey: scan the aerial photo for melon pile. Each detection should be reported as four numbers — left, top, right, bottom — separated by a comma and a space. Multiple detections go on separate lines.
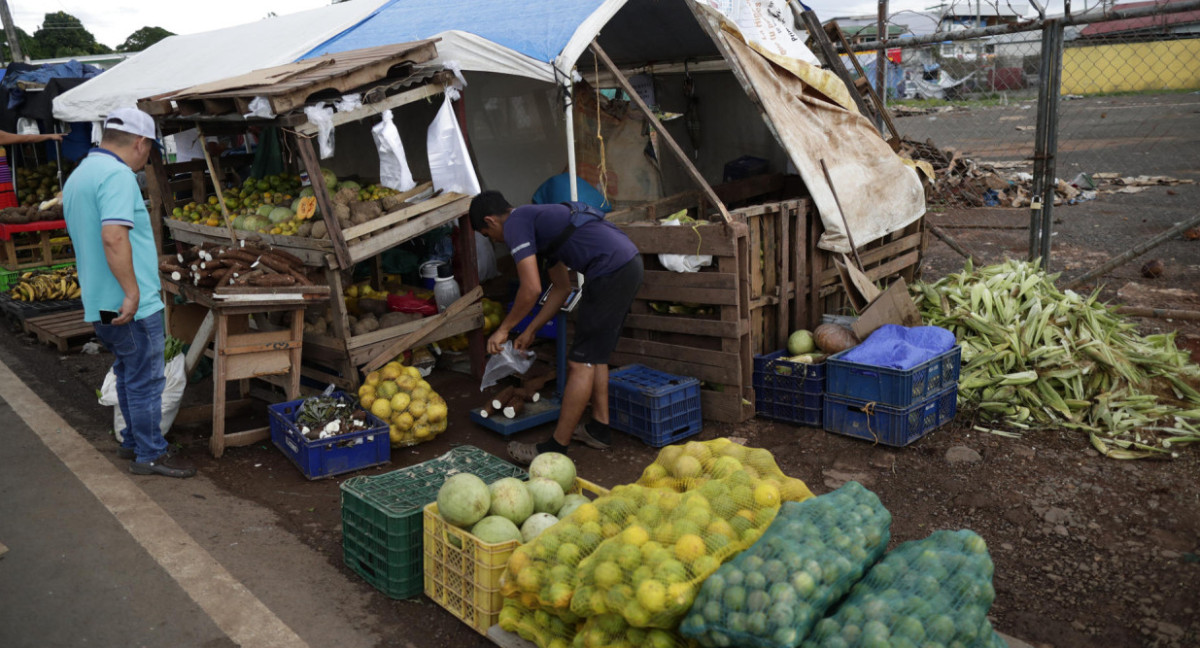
436, 453, 583, 544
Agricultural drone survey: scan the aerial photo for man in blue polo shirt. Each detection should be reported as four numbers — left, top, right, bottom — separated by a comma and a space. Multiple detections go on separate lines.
470, 191, 643, 465
63, 107, 195, 479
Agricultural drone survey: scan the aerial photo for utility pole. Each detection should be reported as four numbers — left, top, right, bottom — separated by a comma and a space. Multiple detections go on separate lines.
877, 0, 888, 110
0, 0, 23, 63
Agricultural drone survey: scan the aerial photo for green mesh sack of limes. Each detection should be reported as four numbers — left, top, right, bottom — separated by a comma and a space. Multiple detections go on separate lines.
679, 481, 891, 648
802, 529, 1001, 648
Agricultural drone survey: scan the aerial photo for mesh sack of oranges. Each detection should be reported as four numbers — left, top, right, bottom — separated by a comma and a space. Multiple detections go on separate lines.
801, 529, 1001, 648
501, 483, 653, 611
635, 439, 813, 503
356, 360, 448, 447
572, 613, 694, 648
679, 481, 891, 648
498, 598, 582, 648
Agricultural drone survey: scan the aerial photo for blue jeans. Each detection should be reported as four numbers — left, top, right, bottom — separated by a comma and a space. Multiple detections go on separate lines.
93, 311, 167, 463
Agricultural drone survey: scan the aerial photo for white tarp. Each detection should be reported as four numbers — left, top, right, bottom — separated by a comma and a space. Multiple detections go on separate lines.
698, 0, 819, 66
52, 1, 385, 123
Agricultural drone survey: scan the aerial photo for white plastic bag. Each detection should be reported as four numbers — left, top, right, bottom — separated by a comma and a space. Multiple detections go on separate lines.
371, 109, 416, 192
480, 341, 536, 391
426, 89, 480, 196
100, 355, 187, 441
658, 217, 713, 273
475, 231, 500, 282
303, 102, 336, 159
334, 93, 362, 113
243, 96, 276, 119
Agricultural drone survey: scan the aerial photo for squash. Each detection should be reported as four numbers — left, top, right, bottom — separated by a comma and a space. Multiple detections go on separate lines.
295, 196, 318, 221
813, 323, 860, 354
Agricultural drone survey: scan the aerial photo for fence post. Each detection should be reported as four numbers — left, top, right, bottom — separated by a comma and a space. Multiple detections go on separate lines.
1029, 19, 1065, 268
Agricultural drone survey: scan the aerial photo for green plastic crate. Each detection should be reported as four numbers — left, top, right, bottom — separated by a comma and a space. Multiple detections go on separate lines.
340, 445, 526, 599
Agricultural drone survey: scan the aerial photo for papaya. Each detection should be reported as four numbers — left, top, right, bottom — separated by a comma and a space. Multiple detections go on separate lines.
295, 196, 318, 221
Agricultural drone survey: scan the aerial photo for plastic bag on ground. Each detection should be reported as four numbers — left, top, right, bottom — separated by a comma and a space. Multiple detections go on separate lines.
802, 529, 1000, 648
481, 341, 536, 390
371, 109, 416, 192
680, 482, 892, 648
101, 354, 187, 441
427, 89, 481, 196
303, 102, 336, 159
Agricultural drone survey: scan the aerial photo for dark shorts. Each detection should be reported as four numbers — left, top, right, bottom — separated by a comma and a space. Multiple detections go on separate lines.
569, 256, 644, 365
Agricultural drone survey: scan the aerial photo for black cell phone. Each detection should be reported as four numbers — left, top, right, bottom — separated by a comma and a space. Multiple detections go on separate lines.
99, 310, 119, 325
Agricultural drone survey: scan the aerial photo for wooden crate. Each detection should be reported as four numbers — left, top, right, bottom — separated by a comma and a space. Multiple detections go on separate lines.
0, 227, 74, 270
163, 189, 470, 270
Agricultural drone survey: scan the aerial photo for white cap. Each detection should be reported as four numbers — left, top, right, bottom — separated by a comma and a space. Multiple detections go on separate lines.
103, 107, 162, 148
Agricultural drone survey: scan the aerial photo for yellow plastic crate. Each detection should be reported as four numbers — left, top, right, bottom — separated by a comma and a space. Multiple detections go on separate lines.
423, 477, 608, 634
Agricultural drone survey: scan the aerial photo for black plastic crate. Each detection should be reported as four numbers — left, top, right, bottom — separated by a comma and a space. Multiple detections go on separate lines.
608, 364, 702, 447
754, 350, 825, 426
822, 386, 958, 447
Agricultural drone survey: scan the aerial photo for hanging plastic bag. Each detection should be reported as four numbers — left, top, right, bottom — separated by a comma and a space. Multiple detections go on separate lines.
658, 212, 713, 273
426, 87, 480, 196
100, 355, 187, 441
334, 93, 362, 113
480, 341, 536, 390
475, 231, 500, 282
243, 96, 276, 119
371, 109, 416, 192
303, 102, 336, 159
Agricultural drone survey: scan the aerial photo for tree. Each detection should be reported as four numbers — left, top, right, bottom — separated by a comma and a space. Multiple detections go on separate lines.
32, 11, 112, 58
117, 26, 174, 52
2, 26, 42, 62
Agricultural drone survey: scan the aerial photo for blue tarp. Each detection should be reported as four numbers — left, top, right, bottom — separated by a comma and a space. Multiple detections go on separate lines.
840, 325, 956, 371
3, 60, 103, 111
302, 0, 607, 63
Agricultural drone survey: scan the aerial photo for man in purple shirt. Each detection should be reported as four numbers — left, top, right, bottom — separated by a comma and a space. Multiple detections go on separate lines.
470, 191, 643, 464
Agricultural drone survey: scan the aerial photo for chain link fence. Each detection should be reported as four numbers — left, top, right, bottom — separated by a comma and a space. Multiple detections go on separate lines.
850, 2, 1200, 213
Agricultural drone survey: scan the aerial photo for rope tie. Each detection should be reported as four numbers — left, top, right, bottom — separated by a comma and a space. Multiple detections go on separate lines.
859, 401, 881, 445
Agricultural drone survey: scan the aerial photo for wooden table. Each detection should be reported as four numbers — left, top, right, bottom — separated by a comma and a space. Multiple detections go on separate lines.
164, 280, 328, 458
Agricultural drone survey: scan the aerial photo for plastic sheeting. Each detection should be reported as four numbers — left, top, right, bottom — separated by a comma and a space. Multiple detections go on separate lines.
52, 0, 385, 123
702, 7, 926, 254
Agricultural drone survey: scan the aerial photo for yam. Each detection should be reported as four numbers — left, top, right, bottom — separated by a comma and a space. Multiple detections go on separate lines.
311, 220, 328, 239
350, 199, 382, 225
378, 311, 420, 329
333, 187, 358, 206
357, 298, 388, 316
381, 194, 407, 213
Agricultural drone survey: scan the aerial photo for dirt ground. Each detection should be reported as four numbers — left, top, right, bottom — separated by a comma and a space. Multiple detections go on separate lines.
3, 186, 1198, 647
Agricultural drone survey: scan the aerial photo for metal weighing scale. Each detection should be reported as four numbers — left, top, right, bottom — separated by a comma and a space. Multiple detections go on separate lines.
469, 286, 581, 436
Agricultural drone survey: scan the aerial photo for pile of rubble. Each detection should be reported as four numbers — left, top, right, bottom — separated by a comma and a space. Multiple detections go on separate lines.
899, 137, 1195, 208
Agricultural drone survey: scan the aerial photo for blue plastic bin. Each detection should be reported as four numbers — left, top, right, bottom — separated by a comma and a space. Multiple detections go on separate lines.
753, 350, 825, 426
822, 386, 958, 447
507, 302, 558, 340
608, 365, 702, 447
825, 345, 962, 408
269, 392, 390, 480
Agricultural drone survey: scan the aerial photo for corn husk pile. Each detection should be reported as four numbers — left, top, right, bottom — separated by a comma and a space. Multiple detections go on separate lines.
913, 259, 1200, 459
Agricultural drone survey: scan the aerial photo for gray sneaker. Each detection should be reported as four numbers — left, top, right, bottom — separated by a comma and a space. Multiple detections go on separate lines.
130, 452, 197, 479
572, 422, 611, 450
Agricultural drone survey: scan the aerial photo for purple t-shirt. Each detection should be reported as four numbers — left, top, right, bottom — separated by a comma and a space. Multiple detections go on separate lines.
503, 204, 638, 279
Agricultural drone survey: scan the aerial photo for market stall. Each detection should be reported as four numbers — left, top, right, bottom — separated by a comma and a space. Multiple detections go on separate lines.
137, 40, 486, 393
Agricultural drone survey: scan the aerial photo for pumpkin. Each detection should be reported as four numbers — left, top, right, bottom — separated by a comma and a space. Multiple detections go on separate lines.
295, 196, 318, 221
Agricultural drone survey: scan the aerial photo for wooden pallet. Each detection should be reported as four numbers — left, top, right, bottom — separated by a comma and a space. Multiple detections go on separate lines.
25, 309, 92, 352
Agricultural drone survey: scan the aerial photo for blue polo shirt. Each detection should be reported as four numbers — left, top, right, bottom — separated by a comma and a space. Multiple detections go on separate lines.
63, 149, 163, 323
503, 204, 637, 279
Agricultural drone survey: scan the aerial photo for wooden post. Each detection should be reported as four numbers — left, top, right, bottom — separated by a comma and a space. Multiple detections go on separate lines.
456, 214, 486, 378
144, 147, 171, 253
590, 41, 733, 224
195, 125, 238, 245
294, 134, 352, 269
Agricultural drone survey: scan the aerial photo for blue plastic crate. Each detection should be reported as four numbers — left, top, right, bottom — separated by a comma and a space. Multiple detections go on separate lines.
822, 386, 958, 447
753, 350, 825, 426
269, 392, 390, 480
825, 345, 962, 408
608, 365, 702, 447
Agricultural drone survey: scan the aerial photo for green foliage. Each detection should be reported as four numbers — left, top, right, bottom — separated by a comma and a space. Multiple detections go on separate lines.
32, 11, 112, 58
117, 26, 174, 52
1, 26, 41, 62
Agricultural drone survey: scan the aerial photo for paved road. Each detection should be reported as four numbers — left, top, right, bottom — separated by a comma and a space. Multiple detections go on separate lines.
0, 357, 386, 648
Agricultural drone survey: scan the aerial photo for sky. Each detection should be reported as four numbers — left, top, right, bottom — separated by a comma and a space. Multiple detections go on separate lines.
12, 0, 1097, 52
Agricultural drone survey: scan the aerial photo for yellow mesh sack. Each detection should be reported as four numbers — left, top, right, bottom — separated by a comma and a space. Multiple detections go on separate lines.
635, 439, 813, 503
572, 613, 695, 648
499, 597, 581, 648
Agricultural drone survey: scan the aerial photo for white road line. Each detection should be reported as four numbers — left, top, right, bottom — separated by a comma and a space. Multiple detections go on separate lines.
0, 357, 310, 648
